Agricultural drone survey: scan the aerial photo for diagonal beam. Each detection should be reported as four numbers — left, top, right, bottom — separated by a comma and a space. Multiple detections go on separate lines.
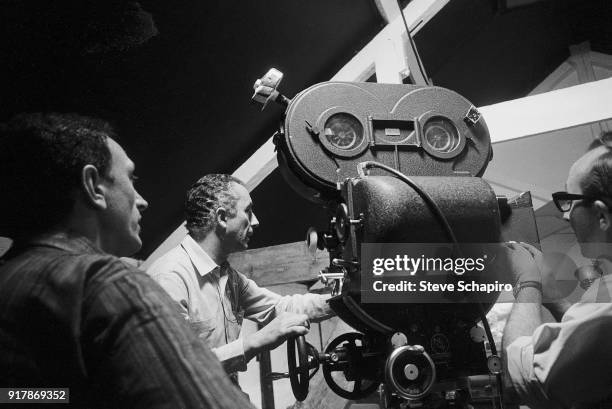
232, 0, 450, 193
144, 0, 449, 265
335, 0, 450, 82
480, 76, 612, 144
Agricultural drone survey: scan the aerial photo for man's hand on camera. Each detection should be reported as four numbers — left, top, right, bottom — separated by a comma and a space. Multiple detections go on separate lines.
503, 242, 542, 284
243, 312, 310, 362
517, 242, 572, 320
515, 242, 559, 298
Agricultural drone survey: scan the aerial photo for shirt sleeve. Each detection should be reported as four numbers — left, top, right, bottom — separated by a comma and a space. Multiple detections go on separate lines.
238, 272, 334, 324
212, 339, 248, 373
82, 262, 256, 409
506, 302, 612, 409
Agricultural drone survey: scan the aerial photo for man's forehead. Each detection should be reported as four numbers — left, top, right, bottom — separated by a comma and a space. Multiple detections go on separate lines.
566, 146, 607, 191
107, 138, 135, 170
230, 181, 251, 204
572, 146, 607, 176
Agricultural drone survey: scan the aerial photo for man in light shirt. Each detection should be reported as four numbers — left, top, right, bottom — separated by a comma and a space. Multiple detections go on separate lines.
503, 134, 612, 408
148, 174, 333, 384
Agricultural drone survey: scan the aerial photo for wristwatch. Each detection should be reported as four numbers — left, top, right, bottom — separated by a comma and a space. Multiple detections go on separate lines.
513, 280, 542, 299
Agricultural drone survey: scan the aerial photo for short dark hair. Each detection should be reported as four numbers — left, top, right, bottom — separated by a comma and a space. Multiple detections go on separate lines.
185, 174, 245, 241
0, 113, 116, 241
581, 131, 612, 203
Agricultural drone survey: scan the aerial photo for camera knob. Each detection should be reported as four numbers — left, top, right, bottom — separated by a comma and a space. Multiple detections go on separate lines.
385, 344, 436, 400
470, 325, 487, 343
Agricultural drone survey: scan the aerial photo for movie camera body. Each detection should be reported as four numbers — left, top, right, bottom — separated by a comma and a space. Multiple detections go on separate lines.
253, 69, 514, 408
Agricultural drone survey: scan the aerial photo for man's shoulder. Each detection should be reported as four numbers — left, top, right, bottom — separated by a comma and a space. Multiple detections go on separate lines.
62, 248, 147, 288
562, 301, 612, 323
1, 243, 122, 275
55, 246, 133, 275
146, 245, 193, 278
0, 244, 148, 305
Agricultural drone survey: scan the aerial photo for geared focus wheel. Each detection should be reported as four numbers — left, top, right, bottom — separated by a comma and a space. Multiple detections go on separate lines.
322, 332, 380, 400
287, 335, 320, 401
385, 344, 436, 400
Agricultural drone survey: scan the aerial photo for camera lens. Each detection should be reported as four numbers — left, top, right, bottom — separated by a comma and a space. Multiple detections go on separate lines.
423, 117, 461, 155
324, 113, 364, 150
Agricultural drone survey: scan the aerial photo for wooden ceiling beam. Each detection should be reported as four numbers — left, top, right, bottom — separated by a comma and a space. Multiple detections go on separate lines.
481, 76, 612, 144
373, 0, 401, 23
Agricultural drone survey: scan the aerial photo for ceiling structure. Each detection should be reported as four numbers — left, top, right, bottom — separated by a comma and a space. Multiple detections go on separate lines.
2, 0, 611, 257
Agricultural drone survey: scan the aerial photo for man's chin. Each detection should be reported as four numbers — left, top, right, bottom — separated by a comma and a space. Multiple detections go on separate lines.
228, 238, 251, 254
240, 239, 252, 251
122, 236, 143, 257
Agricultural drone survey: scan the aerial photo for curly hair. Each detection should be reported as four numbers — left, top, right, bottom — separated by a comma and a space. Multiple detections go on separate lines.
185, 174, 245, 241
0, 112, 115, 241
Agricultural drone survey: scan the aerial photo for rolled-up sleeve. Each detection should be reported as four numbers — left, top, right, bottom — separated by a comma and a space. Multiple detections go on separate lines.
238, 273, 333, 324
212, 339, 248, 373
506, 303, 612, 409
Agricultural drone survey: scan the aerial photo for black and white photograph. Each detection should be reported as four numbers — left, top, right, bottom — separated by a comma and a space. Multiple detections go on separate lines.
1, 1, 612, 408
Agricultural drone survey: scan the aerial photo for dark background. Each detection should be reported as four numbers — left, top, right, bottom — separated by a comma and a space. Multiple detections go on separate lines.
1, 0, 610, 257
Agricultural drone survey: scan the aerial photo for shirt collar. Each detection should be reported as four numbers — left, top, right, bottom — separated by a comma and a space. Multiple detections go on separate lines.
180, 234, 220, 277
27, 232, 103, 254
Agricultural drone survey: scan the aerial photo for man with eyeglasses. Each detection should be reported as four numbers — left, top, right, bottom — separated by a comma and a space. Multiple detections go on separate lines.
502, 133, 612, 408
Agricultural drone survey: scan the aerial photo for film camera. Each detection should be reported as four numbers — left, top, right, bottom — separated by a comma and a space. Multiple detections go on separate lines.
252, 69, 530, 408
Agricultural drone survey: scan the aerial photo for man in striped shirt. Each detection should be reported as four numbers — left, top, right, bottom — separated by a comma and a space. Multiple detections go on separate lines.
0, 113, 254, 408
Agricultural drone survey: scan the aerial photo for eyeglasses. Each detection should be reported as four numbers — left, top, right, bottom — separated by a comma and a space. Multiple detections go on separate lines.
552, 192, 595, 212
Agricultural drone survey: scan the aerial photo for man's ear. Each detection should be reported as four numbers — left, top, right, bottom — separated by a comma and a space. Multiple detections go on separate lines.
81, 165, 108, 210
594, 200, 611, 232
216, 207, 228, 229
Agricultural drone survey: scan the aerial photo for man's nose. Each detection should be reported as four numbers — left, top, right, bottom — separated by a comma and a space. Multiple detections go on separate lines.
136, 191, 149, 212
251, 212, 259, 228
563, 210, 570, 221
